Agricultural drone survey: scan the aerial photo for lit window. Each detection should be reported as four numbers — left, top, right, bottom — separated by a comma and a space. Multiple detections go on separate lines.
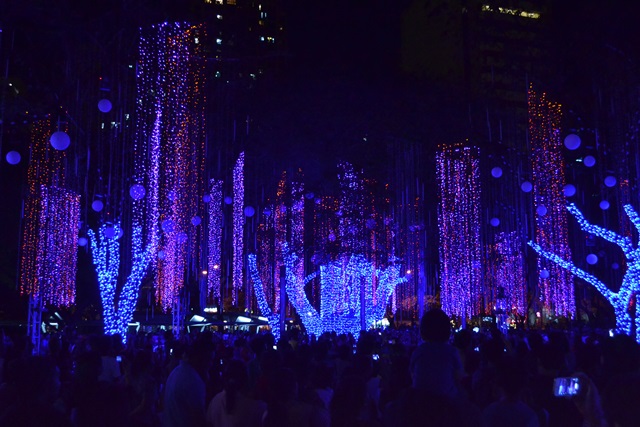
215, 0, 222, 4
217, 14, 223, 20
215, 71, 221, 78
227, 0, 236, 4
194, 37, 199, 44
260, 36, 265, 41
481, 4, 540, 19
216, 38, 222, 45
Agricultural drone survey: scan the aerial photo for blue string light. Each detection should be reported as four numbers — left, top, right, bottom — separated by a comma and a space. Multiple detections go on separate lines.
529, 203, 640, 341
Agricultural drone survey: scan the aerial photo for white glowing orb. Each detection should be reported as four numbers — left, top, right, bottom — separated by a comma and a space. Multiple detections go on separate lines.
540, 269, 550, 278
521, 181, 533, 193
491, 167, 503, 178
78, 237, 88, 247
224, 196, 233, 205
50, 131, 71, 150
6, 151, 21, 165
167, 190, 177, 201
177, 232, 188, 243
564, 134, 581, 150
98, 99, 112, 113
564, 184, 576, 197
129, 184, 146, 200
604, 176, 617, 188
586, 254, 598, 265
91, 200, 104, 212
158, 250, 166, 260
536, 205, 548, 216
263, 207, 272, 216
583, 156, 596, 167
490, 217, 500, 227
191, 216, 201, 226
104, 226, 116, 239
600, 200, 610, 210
612, 263, 619, 270
244, 206, 255, 217
202, 195, 211, 203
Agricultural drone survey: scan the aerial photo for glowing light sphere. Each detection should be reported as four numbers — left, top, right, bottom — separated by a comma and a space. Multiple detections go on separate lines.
305, 192, 314, 199
564, 134, 581, 150
224, 196, 232, 205
129, 184, 146, 200
191, 215, 201, 226
203, 195, 211, 203
263, 207, 272, 216
328, 232, 336, 242
157, 250, 166, 260
536, 205, 548, 216
584, 156, 596, 167
91, 200, 104, 212
6, 151, 21, 165
604, 176, 617, 188
612, 262, 619, 270
491, 167, 503, 178
490, 217, 500, 227
98, 99, 112, 113
104, 226, 116, 239
167, 190, 177, 201
564, 184, 576, 197
586, 254, 598, 265
78, 237, 88, 247
176, 232, 188, 243
244, 206, 255, 217
161, 219, 175, 233
600, 200, 610, 210
50, 131, 71, 150
521, 181, 533, 193
540, 269, 550, 278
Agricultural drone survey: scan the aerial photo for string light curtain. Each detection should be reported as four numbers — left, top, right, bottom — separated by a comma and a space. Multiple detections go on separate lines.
20, 120, 79, 307
436, 143, 483, 320
492, 231, 527, 316
232, 152, 245, 305
207, 179, 223, 300
528, 85, 575, 318
136, 22, 207, 311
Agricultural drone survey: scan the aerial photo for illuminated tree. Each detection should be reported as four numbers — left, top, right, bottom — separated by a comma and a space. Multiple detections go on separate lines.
529, 203, 640, 342
88, 223, 153, 341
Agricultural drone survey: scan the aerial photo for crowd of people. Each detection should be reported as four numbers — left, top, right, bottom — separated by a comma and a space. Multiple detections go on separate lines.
0, 309, 639, 427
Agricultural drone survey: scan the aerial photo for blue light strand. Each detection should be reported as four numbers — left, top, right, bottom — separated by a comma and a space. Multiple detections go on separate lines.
529, 203, 640, 340
208, 179, 223, 299
232, 152, 245, 304
247, 254, 281, 340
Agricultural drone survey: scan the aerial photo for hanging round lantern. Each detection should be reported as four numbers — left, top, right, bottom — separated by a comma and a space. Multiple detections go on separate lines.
104, 226, 116, 239
564, 134, 581, 150
191, 216, 201, 226
305, 192, 314, 199
540, 269, 550, 279
583, 156, 596, 167
91, 200, 104, 212
490, 217, 500, 227
244, 206, 255, 217
162, 219, 175, 233
586, 254, 598, 265
158, 250, 166, 260
167, 190, 177, 201
5, 151, 21, 165
203, 195, 212, 203
604, 176, 617, 188
564, 184, 576, 197
98, 99, 112, 113
78, 237, 88, 247
536, 205, 548, 216
263, 207, 272, 216
612, 263, 619, 270
176, 232, 188, 243
600, 200, 610, 210
129, 184, 146, 200
491, 167, 503, 178
224, 196, 233, 205
50, 131, 71, 150
521, 181, 532, 193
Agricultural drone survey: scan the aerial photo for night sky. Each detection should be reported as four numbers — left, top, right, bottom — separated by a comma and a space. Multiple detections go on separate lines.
1, 0, 639, 320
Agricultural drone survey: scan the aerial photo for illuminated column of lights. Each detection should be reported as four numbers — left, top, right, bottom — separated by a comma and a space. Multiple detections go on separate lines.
232, 152, 245, 304
283, 245, 322, 335
530, 203, 640, 341
136, 22, 206, 311
38, 186, 80, 307
290, 170, 305, 291
493, 231, 527, 316
274, 172, 287, 311
337, 162, 366, 254
436, 143, 483, 320
257, 205, 275, 306
207, 179, 223, 299
528, 86, 574, 318
248, 254, 281, 340
20, 119, 72, 304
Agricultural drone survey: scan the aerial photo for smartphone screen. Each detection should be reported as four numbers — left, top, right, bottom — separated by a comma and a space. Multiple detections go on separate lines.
553, 377, 580, 397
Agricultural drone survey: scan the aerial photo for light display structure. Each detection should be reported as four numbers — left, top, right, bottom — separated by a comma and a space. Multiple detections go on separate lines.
436, 143, 483, 321
528, 86, 575, 318
136, 22, 207, 327
20, 120, 80, 354
530, 203, 640, 342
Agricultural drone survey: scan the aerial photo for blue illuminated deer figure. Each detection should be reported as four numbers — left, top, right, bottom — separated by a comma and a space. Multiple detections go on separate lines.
529, 203, 640, 342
